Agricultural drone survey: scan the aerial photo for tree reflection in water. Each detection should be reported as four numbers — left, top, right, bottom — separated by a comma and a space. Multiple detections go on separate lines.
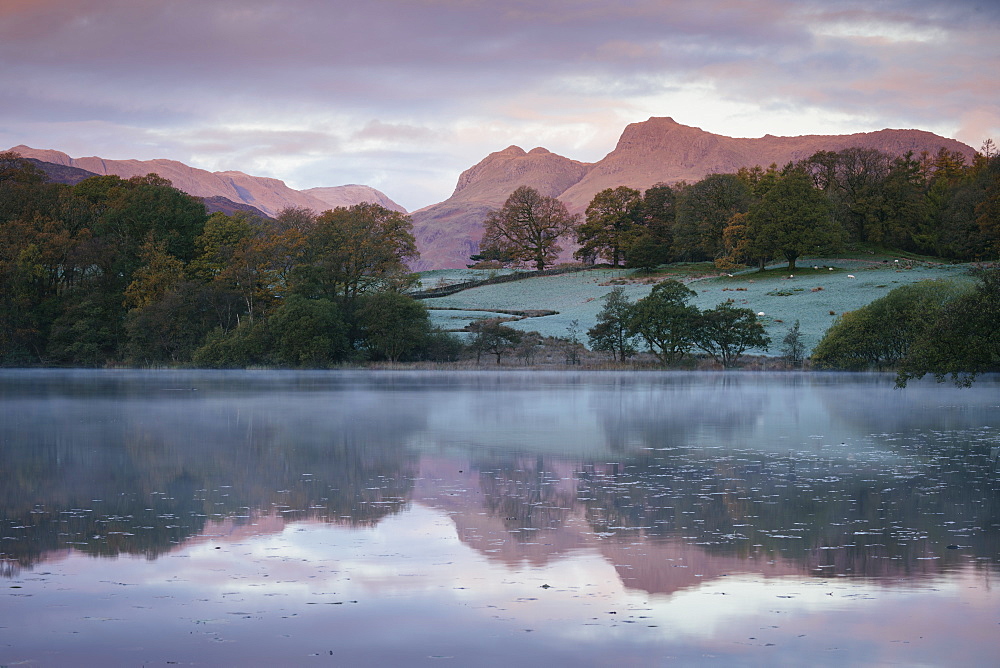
1, 370, 997, 593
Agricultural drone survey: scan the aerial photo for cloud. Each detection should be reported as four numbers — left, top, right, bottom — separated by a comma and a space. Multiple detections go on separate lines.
2, 0, 998, 210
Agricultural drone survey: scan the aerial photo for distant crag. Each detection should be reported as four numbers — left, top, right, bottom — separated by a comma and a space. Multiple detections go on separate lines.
412, 117, 977, 269
8, 145, 405, 218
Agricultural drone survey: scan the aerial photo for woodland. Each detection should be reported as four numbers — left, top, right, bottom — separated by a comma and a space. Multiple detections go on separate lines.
1, 144, 998, 379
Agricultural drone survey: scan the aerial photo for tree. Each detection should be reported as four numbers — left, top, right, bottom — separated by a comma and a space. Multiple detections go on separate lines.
267, 295, 349, 367
575, 186, 642, 265
626, 280, 700, 365
975, 154, 1000, 258
588, 287, 638, 362
123, 239, 185, 310
191, 212, 272, 323
123, 281, 218, 365
781, 320, 806, 367
694, 300, 770, 368
356, 292, 431, 362
469, 318, 523, 365
812, 279, 968, 371
0, 151, 46, 186
624, 184, 676, 270
479, 186, 579, 271
896, 270, 1000, 387
673, 174, 751, 261
561, 319, 583, 365
293, 203, 418, 307
800, 148, 892, 243
745, 166, 841, 270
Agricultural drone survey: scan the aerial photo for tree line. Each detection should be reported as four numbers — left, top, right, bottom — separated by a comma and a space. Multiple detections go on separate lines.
477, 143, 1000, 272
3, 143, 997, 374
0, 151, 459, 367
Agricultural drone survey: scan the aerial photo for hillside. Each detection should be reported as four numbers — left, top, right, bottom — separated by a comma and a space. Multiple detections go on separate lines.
418, 259, 976, 357
7, 145, 405, 217
410, 146, 592, 269
412, 118, 977, 269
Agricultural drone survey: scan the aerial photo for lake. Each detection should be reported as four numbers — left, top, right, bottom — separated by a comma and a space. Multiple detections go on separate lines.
1, 369, 998, 666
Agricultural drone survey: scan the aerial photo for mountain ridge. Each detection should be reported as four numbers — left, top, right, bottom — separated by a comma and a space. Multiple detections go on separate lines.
9, 117, 978, 270
411, 117, 977, 269
7, 145, 406, 217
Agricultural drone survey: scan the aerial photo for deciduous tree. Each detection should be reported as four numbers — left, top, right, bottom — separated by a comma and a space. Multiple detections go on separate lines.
587, 287, 638, 361
626, 280, 700, 365
479, 186, 579, 271
575, 186, 642, 266
744, 166, 841, 270
694, 300, 770, 368
293, 203, 418, 306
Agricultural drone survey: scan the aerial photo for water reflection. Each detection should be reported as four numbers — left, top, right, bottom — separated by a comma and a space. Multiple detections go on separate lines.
2, 369, 996, 590
3, 370, 999, 666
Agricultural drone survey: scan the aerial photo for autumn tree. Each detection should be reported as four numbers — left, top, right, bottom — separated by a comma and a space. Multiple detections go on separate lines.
479, 186, 579, 271
293, 203, 418, 307
673, 174, 751, 261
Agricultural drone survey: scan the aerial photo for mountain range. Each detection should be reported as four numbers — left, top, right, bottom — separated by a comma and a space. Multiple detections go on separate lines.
8, 117, 977, 269
8, 144, 406, 218
409, 117, 977, 268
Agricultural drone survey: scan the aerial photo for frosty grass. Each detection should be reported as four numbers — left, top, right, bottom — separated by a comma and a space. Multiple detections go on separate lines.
419, 261, 974, 355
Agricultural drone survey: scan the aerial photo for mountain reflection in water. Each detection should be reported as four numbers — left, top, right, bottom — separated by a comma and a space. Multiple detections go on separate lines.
1, 370, 998, 665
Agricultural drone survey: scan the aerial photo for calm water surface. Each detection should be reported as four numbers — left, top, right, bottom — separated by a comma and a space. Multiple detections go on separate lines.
1, 370, 998, 667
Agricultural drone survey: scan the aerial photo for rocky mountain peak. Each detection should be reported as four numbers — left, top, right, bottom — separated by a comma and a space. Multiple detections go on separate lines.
450, 144, 591, 202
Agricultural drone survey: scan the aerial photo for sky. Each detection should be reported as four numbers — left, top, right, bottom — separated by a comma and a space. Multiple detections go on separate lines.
1, 0, 998, 212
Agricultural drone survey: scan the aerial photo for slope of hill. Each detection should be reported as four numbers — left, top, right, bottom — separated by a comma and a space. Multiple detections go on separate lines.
7, 145, 404, 217
304, 185, 406, 213
410, 146, 592, 269
413, 118, 977, 269
557, 117, 978, 211
24, 157, 98, 185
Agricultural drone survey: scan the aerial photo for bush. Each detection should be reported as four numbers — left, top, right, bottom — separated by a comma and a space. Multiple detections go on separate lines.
811, 279, 970, 371
897, 269, 1000, 386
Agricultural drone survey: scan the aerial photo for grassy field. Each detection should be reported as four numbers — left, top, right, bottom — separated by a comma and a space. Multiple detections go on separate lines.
420, 257, 977, 355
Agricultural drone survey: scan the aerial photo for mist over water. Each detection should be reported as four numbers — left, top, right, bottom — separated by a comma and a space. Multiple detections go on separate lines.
2, 370, 998, 666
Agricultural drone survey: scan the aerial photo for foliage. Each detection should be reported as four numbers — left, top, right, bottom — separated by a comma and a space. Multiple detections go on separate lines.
673, 174, 751, 261
124, 281, 219, 365
896, 269, 1000, 386
694, 300, 770, 367
624, 184, 676, 271
469, 318, 523, 364
812, 279, 969, 371
587, 287, 639, 361
744, 166, 842, 270
355, 292, 431, 362
575, 186, 642, 266
479, 186, 579, 271
626, 280, 700, 365
292, 203, 418, 306
192, 322, 270, 368
267, 295, 349, 367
